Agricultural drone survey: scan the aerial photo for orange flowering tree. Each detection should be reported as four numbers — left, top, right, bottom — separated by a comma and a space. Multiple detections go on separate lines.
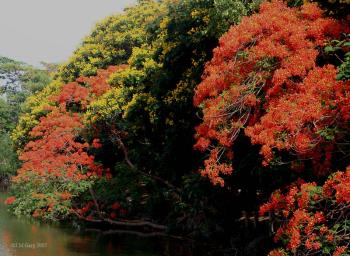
7, 66, 120, 221
193, 0, 350, 186
193, 0, 350, 253
260, 167, 350, 255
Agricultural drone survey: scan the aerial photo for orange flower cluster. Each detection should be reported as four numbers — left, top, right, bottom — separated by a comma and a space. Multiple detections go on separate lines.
76, 66, 125, 97
13, 66, 121, 185
55, 82, 89, 109
54, 65, 124, 110
260, 167, 350, 255
193, 0, 350, 185
15, 108, 101, 181
4, 196, 16, 205
74, 200, 126, 221
75, 201, 95, 216
267, 249, 286, 256
245, 65, 350, 176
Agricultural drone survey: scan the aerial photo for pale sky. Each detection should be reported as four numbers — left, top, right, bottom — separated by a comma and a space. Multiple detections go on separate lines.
0, 0, 136, 67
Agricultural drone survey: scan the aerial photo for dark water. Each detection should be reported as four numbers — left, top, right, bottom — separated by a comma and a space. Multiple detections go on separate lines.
0, 194, 198, 256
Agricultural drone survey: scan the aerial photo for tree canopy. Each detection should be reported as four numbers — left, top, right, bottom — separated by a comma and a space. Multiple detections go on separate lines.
3, 0, 350, 255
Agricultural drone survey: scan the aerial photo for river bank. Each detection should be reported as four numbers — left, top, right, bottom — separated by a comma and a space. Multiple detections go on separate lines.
0, 193, 209, 256
0, 191, 242, 256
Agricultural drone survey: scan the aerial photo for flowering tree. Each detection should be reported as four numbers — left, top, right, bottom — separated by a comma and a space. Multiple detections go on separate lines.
193, 0, 349, 186
260, 167, 350, 255
193, 0, 350, 254
8, 66, 119, 221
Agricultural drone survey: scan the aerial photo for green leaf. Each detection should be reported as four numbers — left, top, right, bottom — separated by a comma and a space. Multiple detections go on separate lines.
324, 46, 335, 53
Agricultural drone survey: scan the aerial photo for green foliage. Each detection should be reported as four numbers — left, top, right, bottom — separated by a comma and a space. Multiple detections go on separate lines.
91, 163, 157, 218
0, 56, 52, 104
0, 133, 19, 178
0, 98, 19, 178
0, 57, 51, 179
337, 38, 350, 81
324, 34, 350, 81
339, 51, 350, 80
0, 56, 52, 131
0, 98, 16, 132
20, 66, 52, 94
8, 172, 94, 221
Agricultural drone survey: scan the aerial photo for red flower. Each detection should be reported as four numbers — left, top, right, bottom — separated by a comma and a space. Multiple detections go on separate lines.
193, 0, 349, 185
4, 196, 16, 205
110, 212, 117, 219
111, 202, 121, 210
333, 246, 347, 256
92, 139, 102, 149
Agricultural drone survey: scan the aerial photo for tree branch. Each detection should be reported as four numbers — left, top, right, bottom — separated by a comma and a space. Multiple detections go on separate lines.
72, 210, 167, 230
110, 130, 181, 194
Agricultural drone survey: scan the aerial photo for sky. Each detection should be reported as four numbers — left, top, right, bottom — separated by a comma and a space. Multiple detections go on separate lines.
0, 0, 136, 67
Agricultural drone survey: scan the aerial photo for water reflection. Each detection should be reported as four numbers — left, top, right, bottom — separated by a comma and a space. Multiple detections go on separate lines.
0, 194, 197, 256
